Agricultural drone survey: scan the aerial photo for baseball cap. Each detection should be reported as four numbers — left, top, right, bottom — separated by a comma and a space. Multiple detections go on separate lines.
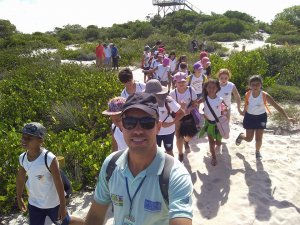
162, 58, 169, 66
144, 79, 168, 95
201, 57, 211, 66
158, 47, 165, 53
102, 97, 126, 115
22, 122, 46, 139
173, 71, 187, 83
121, 93, 158, 118
193, 62, 203, 70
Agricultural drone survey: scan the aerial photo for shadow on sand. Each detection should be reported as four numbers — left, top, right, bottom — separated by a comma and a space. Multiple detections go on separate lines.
236, 152, 300, 221
193, 143, 243, 219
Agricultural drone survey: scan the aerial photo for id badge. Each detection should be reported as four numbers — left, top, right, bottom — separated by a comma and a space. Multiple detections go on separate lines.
123, 215, 135, 225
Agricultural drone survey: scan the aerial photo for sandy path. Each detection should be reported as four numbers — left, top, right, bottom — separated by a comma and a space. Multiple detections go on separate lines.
6, 68, 300, 225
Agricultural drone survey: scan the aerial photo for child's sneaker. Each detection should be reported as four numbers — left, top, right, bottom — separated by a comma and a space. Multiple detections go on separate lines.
255, 151, 262, 160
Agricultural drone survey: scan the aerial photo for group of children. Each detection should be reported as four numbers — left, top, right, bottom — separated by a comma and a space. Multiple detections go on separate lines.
16, 42, 295, 224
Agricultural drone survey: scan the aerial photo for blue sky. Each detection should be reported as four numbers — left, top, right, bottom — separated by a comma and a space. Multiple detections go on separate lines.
0, 0, 299, 33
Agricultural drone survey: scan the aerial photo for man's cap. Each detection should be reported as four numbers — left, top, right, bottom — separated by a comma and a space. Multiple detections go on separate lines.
144, 79, 168, 95
22, 122, 46, 139
121, 93, 159, 118
173, 71, 187, 83
102, 97, 126, 115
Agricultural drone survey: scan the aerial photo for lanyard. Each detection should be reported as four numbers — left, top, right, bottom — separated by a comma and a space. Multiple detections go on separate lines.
125, 176, 146, 216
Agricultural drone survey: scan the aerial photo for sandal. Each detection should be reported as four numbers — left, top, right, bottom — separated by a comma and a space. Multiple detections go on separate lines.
235, 133, 244, 146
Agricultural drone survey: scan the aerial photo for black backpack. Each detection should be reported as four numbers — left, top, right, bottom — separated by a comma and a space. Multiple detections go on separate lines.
105, 151, 174, 206
21, 151, 72, 198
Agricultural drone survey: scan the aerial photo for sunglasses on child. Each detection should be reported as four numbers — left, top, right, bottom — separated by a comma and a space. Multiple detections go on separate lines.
122, 116, 157, 130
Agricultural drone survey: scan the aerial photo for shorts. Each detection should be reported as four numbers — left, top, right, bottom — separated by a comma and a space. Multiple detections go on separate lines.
28, 203, 70, 225
199, 120, 222, 142
243, 112, 267, 129
157, 132, 175, 152
104, 57, 111, 65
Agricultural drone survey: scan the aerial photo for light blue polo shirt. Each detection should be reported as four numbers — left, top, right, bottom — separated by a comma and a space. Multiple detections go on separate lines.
94, 147, 193, 224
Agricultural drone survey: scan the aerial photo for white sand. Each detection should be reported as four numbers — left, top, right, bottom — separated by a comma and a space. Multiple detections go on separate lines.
6, 68, 300, 225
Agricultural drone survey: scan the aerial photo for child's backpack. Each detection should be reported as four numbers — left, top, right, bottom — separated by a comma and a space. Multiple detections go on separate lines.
105, 151, 174, 206
21, 151, 72, 198
244, 90, 271, 114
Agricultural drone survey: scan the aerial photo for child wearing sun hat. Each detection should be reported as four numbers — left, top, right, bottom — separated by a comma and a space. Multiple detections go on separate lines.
102, 97, 128, 152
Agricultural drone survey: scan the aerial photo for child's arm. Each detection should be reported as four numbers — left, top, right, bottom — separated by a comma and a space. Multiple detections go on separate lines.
50, 158, 67, 221
232, 86, 243, 114
266, 94, 295, 123
16, 166, 27, 212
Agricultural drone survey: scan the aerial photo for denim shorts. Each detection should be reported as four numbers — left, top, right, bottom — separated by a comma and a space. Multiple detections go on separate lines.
28, 204, 70, 225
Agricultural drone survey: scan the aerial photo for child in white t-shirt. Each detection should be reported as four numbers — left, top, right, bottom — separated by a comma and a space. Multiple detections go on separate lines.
102, 97, 128, 152
198, 80, 227, 166
187, 62, 207, 99
16, 123, 83, 225
216, 68, 242, 120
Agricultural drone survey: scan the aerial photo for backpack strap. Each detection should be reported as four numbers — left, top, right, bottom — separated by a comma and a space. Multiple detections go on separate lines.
175, 89, 178, 103
44, 150, 51, 172
205, 95, 219, 122
163, 101, 171, 123
187, 86, 193, 108
159, 154, 174, 206
112, 124, 117, 134
187, 74, 193, 86
105, 150, 124, 182
21, 152, 27, 166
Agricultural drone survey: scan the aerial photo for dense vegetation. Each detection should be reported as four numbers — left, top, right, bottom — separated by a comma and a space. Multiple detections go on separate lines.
0, 5, 300, 217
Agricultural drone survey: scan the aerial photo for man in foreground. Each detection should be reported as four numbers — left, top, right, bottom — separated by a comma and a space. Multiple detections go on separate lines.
85, 93, 193, 225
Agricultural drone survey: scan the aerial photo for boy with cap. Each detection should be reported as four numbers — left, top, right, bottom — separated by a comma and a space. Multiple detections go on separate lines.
145, 79, 184, 156
102, 97, 128, 152
85, 93, 193, 225
16, 122, 83, 225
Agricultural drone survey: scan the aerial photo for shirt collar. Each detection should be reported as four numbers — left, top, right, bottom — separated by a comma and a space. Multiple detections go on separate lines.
116, 147, 165, 176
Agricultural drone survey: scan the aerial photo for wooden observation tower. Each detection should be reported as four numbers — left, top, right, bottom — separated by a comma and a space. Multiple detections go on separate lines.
152, 0, 201, 17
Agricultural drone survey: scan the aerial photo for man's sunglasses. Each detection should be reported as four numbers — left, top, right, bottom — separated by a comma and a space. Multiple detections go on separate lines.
122, 117, 156, 130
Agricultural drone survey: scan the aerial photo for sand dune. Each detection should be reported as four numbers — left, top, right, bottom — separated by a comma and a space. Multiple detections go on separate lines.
6, 68, 300, 225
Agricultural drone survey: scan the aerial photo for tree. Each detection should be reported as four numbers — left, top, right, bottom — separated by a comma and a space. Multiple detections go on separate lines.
224, 10, 255, 23
0, 20, 17, 39
273, 5, 300, 28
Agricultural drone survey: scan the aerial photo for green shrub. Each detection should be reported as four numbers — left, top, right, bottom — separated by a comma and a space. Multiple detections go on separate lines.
266, 84, 300, 102
266, 34, 300, 44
